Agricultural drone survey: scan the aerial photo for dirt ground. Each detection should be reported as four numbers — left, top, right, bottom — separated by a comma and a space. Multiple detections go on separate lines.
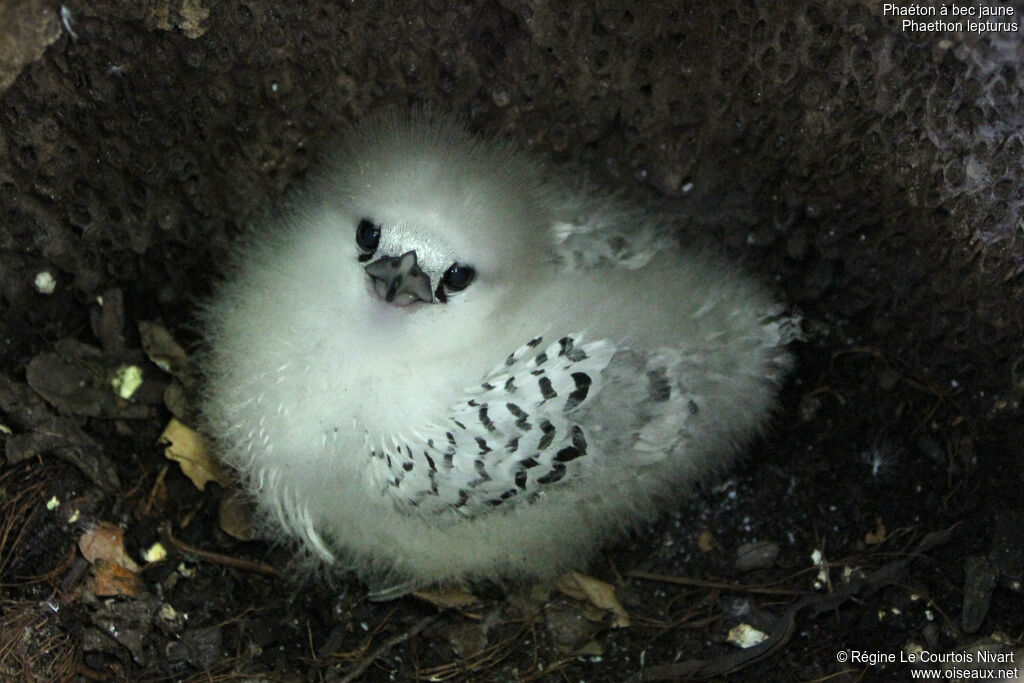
1, 1, 1022, 681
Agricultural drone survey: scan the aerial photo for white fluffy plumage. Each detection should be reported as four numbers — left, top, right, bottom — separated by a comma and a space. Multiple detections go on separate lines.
200, 112, 799, 594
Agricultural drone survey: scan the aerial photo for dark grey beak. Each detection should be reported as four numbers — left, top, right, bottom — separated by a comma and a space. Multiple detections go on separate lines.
364, 250, 433, 306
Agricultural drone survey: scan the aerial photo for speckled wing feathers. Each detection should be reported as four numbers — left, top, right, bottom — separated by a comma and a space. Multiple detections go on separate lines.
552, 187, 669, 271
377, 334, 616, 517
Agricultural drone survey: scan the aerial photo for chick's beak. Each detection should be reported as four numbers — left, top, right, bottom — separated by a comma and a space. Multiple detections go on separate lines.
364, 250, 434, 306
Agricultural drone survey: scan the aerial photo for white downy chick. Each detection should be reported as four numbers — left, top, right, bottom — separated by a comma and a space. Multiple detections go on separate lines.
200, 112, 799, 596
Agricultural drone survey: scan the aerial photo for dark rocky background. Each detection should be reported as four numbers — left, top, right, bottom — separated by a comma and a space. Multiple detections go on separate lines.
1, 0, 1021, 680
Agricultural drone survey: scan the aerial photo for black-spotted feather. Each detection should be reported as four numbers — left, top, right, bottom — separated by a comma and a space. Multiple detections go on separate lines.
380, 334, 615, 516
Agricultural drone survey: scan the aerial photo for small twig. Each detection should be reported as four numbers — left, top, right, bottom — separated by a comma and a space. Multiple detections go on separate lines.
415, 623, 529, 681
338, 614, 436, 683
158, 522, 280, 577
626, 570, 807, 596
179, 499, 205, 529
143, 464, 170, 516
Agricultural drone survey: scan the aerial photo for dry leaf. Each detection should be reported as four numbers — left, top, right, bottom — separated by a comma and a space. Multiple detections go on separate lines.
141, 542, 168, 563
90, 559, 144, 598
413, 587, 480, 609
574, 639, 604, 656
138, 320, 191, 379
697, 529, 716, 552
79, 523, 141, 572
728, 623, 769, 648
556, 572, 630, 628
865, 517, 887, 545
437, 621, 489, 658
219, 490, 256, 541
159, 418, 231, 491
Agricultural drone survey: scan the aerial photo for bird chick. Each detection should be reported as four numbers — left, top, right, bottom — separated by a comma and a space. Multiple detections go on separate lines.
199, 112, 799, 595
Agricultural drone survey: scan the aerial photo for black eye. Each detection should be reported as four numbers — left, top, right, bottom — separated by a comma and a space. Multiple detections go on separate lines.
356, 219, 380, 258
441, 263, 475, 292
